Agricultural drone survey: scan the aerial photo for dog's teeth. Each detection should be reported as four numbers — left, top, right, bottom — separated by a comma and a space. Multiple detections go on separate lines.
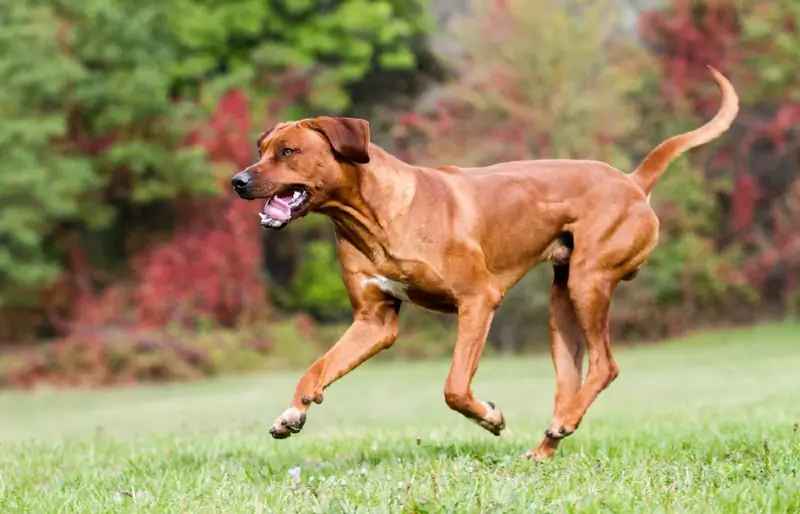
292, 190, 301, 200
259, 212, 267, 221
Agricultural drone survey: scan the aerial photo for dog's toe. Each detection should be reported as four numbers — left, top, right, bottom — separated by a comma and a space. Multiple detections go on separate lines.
270, 407, 306, 440
475, 400, 506, 436
544, 423, 574, 440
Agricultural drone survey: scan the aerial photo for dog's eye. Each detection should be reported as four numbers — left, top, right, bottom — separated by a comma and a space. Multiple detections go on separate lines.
281, 148, 293, 157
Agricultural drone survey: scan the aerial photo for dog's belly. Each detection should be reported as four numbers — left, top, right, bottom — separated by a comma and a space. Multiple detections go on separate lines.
364, 275, 458, 314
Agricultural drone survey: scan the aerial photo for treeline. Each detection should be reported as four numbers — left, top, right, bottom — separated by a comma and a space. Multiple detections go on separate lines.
0, 0, 797, 366
0, 0, 439, 343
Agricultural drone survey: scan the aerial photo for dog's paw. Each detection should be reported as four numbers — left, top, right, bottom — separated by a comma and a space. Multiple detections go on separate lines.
474, 400, 506, 436
269, 407, 306, 440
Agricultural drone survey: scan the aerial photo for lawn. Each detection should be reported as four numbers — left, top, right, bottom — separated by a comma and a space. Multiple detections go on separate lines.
1, 323, 799, 513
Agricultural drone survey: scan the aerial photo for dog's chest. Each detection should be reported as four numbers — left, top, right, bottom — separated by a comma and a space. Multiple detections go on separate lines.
363, 275, 411, 302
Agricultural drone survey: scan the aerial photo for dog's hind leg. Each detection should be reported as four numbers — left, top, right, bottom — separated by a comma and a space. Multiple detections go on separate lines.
443, 291, 507, 436
525, 263, 586, 460
542, 265, 618, 441
541, 209, 657, 442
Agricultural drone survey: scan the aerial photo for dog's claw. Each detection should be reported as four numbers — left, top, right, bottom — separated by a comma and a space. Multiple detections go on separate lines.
270, 407, 306, 439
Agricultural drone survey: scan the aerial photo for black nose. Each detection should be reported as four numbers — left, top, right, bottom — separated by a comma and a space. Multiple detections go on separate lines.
231, 172, 251, 190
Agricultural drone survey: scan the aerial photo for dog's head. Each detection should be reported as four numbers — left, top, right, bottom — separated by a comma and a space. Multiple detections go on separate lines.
230, 116, 370, 230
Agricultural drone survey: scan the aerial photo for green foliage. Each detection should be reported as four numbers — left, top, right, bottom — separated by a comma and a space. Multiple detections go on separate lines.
277, 240, 352, 321
740, 0, 800, 102
0, 0, 211, 307
168, 0, 431, 111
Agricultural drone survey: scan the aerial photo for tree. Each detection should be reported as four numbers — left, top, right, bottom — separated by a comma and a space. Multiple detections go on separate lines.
0, 1, 212, 339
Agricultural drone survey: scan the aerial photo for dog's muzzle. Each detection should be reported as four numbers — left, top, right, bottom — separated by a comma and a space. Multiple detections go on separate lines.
230, 171, 311, 230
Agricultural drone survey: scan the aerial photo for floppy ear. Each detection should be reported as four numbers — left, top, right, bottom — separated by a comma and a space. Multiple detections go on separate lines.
307, 116, 371, 164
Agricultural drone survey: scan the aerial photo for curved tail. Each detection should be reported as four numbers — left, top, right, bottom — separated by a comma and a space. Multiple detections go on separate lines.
629, 66, 739, 196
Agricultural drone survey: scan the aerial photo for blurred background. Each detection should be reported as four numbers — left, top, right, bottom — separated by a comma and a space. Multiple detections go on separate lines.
0, 0, 797, 389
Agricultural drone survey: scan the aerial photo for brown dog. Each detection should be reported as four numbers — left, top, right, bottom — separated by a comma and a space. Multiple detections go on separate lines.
231, 66, 738, 459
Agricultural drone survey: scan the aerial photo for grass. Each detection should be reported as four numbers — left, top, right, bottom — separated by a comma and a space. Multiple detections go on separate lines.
1, 323, 799, 513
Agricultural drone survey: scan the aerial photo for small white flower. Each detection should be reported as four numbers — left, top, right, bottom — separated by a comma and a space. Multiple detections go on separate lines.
288, 467, 302, 483
360, 467, 368, 476
397, 481, 405, 489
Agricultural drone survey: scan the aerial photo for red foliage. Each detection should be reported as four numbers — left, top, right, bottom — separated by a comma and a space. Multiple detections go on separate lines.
131, 197, 266, 328
132, 89, 267, 328
640, 0, 800, 309
47, 88, 272, 335
730, 173, 758, 231
639, 0, 741, 103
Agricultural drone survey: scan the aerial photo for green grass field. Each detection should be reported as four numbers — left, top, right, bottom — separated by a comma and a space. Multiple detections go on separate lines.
1, 323, 799, 513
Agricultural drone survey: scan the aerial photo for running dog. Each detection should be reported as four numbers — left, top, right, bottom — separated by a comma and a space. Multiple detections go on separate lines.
231, 66, 738, 459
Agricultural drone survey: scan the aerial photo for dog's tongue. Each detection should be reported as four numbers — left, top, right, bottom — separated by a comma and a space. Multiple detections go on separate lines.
266, 194, 292, 221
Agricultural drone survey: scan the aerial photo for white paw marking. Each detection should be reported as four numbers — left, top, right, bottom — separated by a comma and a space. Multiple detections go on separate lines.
473, 400, 505, 434
280, 406, 303, 421
272, 406, 305, 431
363, 275, 411, 302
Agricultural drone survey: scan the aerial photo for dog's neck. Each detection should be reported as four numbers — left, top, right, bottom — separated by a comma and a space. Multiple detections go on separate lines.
319, 144, 417, 261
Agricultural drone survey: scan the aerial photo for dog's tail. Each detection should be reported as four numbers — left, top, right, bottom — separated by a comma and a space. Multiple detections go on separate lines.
629, 66, 739, 196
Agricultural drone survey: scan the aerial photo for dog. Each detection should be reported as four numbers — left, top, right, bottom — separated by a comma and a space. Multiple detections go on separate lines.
231, 66, 738, 459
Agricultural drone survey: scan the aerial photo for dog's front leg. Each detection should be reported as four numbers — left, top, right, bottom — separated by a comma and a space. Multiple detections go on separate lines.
269, 297, 399, 439
443, 294, 506, 436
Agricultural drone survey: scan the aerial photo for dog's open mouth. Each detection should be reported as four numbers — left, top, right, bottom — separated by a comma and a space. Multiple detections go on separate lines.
259, 187, 310, 229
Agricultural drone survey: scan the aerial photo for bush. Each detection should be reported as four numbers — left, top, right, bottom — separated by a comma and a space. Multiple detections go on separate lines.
0, 316, 463, 390
0, 319, 331, 389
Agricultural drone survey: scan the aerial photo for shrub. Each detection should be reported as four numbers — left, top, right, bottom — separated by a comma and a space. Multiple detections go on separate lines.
0, 319, 333, 389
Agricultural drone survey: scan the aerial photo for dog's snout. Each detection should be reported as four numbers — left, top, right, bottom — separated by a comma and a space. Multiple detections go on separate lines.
231, 172, 251, 190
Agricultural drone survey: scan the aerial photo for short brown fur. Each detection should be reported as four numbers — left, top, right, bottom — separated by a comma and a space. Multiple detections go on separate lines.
232, 67, 739, 459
